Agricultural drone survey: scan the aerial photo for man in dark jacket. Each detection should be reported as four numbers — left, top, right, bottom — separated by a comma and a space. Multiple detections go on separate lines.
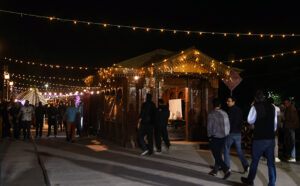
241, 90, 277, 186
35, 102, 45, 138
283, 98, 299, 162
9, 102, 21, 139
224, 96, 249, 173
137, 93, 156, 156
154, 99, 170, 153
47, 104, 58, 137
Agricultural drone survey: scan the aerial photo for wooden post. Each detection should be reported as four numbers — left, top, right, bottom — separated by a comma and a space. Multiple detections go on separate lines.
185, 78, 189, 141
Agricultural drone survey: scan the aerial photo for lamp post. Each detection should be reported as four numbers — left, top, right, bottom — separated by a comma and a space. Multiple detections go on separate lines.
4, 72, 10, 101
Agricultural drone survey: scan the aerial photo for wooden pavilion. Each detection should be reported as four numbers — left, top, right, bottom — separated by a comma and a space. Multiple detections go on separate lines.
83, 47, 233, 146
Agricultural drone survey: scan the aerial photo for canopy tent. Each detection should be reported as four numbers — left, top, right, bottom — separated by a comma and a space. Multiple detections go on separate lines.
16, 88, 47, 105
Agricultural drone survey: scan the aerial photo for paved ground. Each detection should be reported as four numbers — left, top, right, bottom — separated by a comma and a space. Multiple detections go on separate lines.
1, 132, 300, 186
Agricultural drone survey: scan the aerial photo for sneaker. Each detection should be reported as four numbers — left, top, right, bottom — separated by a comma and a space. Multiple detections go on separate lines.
243, 166, 250, 173
155, 150, 162, 155
223, 170, 231, 180
208, 170, 217, 177
288, 158, 296, 162
275, 157, 281, 163
140, 150, 149, 156
241, 177, 253, 185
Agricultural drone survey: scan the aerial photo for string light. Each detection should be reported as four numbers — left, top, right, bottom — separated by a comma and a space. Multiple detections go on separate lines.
11, 73, 83, 82
0, 9, 299, 38
11, 75, 99, 90
221, 49, 300, 63
0, 57, 93, 70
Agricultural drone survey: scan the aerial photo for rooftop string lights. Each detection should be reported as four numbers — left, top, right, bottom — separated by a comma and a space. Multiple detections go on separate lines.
0, 9, 299, 38
2, 49, 299, 72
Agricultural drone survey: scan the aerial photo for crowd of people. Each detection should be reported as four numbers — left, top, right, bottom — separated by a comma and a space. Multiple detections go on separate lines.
1, 91, 298, 185
207, 90, 299, 185
137, 91, 299, 185
137, 94, 171, 156
0, 99, 83, 143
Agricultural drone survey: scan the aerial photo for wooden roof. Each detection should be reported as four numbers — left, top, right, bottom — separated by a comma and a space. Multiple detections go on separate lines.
116, 49, 174, 68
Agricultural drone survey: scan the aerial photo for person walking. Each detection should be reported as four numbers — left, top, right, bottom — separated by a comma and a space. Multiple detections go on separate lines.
224, 96, 249, 173
47, 104, 58, 137
35, 102, 45, 138
207, 98, 231, 179
64, 100, 79, 142
76, 102, 83, 137
0, 100, 4, 140
137, 93, 156, 156
154, 99, 171, 153
283, 98, 299, 162
267, 97, 281, 162
20, 100, 35, 139
9, 102, 22, 139
241, 90, 277, 186
57, 102, 65, 132
2, 101, 11, 138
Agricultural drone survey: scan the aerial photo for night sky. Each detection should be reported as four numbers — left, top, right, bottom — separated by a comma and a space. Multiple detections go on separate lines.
0, 1, 300, 105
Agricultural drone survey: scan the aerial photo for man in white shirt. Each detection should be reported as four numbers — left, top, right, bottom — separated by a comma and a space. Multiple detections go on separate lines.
241, 90, 277, 186
20, 100, 35, 139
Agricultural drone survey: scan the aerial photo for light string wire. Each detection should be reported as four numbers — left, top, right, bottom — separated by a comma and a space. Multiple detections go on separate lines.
11, 72, 83, 82
10, 74, 100, 89
0, 9, 299, 38
2, 49, 300, 72
221, 49, 300, 64
0, 57, 93, 70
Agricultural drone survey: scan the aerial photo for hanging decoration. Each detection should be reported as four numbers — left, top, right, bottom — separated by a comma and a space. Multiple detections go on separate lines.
11, 73, 83, 82
0, 56, 93, 70
0, 9, 298, 38
2, 49, 299, 72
